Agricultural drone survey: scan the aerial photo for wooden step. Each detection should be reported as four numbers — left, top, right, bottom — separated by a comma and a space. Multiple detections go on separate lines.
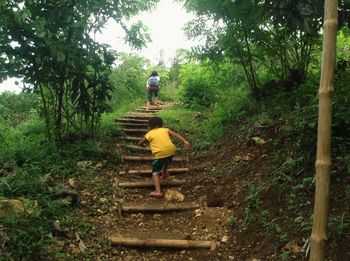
116, 118, 149, 123
108, 236, 219, 251
119, 168, 189, 175
124, 136, 141, 142
125, 114, 154, 119
118, 179, 186, 188
118, 123, 148, 128
121, 202, 200, 213
123, 128, 148, 134
136, 109, 158, 113
124, 144, 151, 152
123, 156, 188, 162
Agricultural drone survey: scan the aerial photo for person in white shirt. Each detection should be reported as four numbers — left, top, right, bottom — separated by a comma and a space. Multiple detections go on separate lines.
146, 71, 160, 110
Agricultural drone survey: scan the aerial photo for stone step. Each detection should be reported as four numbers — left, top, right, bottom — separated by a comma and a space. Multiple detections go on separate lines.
121, 202, 200, 213
119, 168, 189, 175
117, 179, 186, 188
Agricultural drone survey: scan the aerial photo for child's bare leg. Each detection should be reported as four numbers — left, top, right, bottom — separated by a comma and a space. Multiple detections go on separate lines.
154, 96, 159, 105
160, 161, 169, 179
146, 101, 150, 110
150, 173, 162, 198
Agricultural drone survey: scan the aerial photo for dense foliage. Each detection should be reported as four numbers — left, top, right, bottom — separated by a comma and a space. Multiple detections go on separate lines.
0, 0, 159, 142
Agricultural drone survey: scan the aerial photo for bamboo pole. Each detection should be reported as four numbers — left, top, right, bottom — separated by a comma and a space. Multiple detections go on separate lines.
116, 118, 149, 123
122, 202, 199, 212
118, 179, 186, 188
119, 168, 189, 175
108, 236, 220, 251
123, 144, 151, 152
122, 128, 148, 133
122, 156, 188, 162
310, 0, 338, 260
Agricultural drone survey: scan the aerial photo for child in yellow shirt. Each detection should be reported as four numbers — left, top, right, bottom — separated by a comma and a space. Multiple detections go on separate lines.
138, 117, 191, 198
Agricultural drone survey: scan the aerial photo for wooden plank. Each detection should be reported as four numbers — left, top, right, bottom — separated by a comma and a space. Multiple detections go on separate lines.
119, 168, 189, 175
123, 156, 188, 162
123, 128, 148, 133
108, 236, 220, 251
118, 179, 186, 188
121, 202, 200, 213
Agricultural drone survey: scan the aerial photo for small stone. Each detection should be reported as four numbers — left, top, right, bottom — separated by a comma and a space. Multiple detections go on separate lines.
80, 200, 88, 206
180, 250, 186, 254
221, 236, 229, 243
99, 198, 108, 204
124, 255, 133, 261
229, 256, 234, 260
68, 178, 77, 188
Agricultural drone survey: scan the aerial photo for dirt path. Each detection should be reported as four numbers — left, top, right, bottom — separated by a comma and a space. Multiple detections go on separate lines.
58, 104, 239, 260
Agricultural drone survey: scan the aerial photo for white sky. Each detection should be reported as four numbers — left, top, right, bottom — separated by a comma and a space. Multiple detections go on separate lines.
0, 0, 195, 93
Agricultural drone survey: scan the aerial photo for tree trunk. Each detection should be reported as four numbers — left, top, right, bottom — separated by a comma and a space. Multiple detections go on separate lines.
38, 84, 51, 142
310, 0, 338, 260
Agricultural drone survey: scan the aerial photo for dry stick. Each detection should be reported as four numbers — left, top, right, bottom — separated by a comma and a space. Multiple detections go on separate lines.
121, 202, 200, 213
119, 168, 189, 175
108, 236, 220, 251
122, 156, 188, 162
118, 179, 186, 188
310, 1, 338, 260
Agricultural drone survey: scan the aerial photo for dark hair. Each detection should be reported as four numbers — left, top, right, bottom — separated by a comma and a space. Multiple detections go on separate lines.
150, 71, 158, 77
148, 117, 163, 129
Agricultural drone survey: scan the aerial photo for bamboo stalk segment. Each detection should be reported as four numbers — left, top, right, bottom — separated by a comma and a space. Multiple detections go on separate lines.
108, 236, 220, 251
136, 109, 158, 113
124, 136, 141, 141
118, 179, 186, 188
123, 128, 148, 133
124, 144, 151, 152
310, 1, 338, 260
119, 168, 189, 175
122, 156, 188, 162
119, 123, 148, 128
121, 202, 200, 212
116, 118, 149, 123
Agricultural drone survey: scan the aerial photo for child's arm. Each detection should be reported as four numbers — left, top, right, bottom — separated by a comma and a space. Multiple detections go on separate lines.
138, 137, 147, 147
169, 130, 191, 150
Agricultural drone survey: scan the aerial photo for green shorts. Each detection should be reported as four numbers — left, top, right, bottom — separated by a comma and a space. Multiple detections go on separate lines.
152, 156, 173, 175
147, 88, 159, 102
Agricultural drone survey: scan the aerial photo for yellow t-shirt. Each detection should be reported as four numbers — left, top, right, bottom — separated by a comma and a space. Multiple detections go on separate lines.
145, 127, 176, 159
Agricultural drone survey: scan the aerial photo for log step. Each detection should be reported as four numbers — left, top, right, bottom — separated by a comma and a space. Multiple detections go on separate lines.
118, 179, 186, 188
116, 118, 149, 123
125, 114, 154, 119
123, 128, 148, 134
123, 156, 188, 162
121, 202, 200, 213
124, 136, 141, 141
108, 236, 219, 251
124, 144, 151, 152
118, 123, 148, 128
136, 109, 158, 113
119, 168, 189, 175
